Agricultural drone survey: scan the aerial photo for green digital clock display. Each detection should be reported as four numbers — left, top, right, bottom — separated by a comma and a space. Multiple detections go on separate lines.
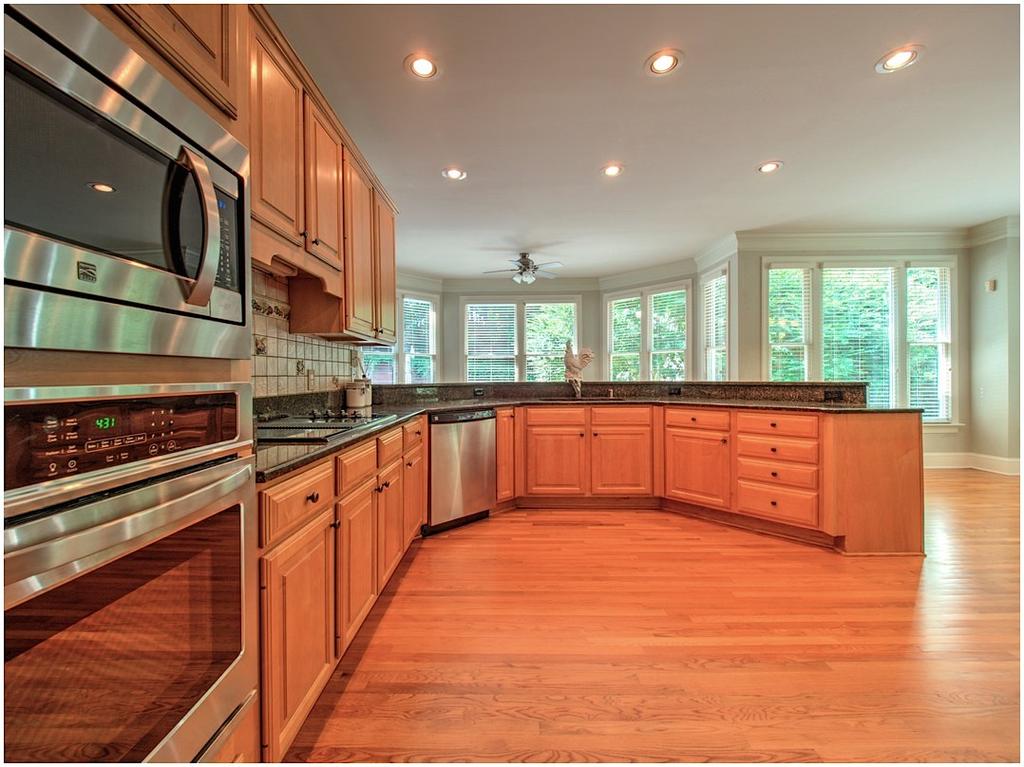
94, 416, 117, 430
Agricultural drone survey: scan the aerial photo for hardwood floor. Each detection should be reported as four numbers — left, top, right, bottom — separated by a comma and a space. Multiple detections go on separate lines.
286, 469, 1020, 762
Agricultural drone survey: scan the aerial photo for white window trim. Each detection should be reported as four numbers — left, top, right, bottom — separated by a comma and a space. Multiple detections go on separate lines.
460, 294, 582, 382
397, 290, 441, 384
759, 255, 959, 422
699, 266, 729, 380
603, 279, 693, 381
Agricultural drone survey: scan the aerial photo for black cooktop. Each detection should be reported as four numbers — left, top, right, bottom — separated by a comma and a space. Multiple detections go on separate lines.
256, 411, 397, 443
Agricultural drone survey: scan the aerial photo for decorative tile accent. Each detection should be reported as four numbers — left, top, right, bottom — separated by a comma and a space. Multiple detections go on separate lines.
251, 269, 359, 396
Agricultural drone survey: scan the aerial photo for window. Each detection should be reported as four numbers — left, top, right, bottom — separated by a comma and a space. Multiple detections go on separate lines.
767, 268, 811, 382
701, 273, 728, 380
360, 293, 439, 384
764, 261, 955, 420
463, 297, 580, 382
605, 284, 690, 381
609, 296, 642, 380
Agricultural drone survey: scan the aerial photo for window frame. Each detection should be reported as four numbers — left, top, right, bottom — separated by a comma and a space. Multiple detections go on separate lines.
397, 290, 440, 384
699, 268, 729, 381
603, 280, 693, 381
461, 294, 582, 382
760, 255, 959, 422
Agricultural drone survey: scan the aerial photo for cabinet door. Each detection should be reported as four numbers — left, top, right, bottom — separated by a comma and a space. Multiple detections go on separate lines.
591, 426, 653, 495
338, 479, 377, 652
304, 96, 343, 267
524, 426, 588, 495
374, 195, 397, 342
496, 408, 516, 502
402, 446, 426, 547
250, 20, 304, 244
376, 461, 404, 591
664, 427, 731, 509
260, 510, 336, 762
343, 154, 376, 337
111, 4, 241, 119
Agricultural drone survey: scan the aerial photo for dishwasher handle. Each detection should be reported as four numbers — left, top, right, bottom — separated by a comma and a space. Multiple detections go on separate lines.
429, 409, 496, 424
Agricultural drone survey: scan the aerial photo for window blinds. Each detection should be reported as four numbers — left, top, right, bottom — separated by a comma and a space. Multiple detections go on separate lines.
702, 274, 728, 380
822, 267, 895, 408
465, 303, 517, 381
907, 267, 951, 420
524, 302, 577, 382
609, 295, 642, 380
362, 347, 395, 385
767, 268, 811, 381
650, 289, 686, 380
402, 296, 435, 384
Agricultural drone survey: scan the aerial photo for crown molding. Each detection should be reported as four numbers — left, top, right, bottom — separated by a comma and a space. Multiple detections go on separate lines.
396, 271, 444, 294
735, 229, 968, 253
694, 234, 739, 273
597, 258, 698, 292
967, 216, 1020, 247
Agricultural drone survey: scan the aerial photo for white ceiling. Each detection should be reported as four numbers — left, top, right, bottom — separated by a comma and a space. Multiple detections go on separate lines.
270, 4, 1020, 280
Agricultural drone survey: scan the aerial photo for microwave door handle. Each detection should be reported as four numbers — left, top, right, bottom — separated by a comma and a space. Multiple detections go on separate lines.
178, 146, 221, 307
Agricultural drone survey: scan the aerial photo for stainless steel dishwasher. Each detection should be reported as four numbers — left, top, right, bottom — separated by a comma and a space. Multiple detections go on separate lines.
426, 409, 496, 534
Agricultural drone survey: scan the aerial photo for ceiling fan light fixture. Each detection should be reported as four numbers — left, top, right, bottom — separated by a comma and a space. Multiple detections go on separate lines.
521, 271, 536, 285
512, 273, 523, 284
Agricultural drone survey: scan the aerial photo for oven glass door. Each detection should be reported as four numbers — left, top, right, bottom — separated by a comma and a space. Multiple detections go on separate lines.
3, 60, 240, 298
4, 505, 243, 762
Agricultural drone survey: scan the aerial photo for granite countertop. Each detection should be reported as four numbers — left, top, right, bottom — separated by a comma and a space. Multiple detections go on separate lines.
255, 397, 921, 483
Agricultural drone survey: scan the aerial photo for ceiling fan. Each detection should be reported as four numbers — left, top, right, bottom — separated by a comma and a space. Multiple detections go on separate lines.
483, 252, 563, 284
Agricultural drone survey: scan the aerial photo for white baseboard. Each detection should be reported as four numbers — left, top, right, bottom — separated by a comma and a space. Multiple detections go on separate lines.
925, 452, 1020, 475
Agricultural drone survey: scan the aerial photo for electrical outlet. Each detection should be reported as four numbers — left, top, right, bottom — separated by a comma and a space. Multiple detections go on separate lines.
474, 387, 485, 397
668, 386, 682, 396
824, 389, 843, 402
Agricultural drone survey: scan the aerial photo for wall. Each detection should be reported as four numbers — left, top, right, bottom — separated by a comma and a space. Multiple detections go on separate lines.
251, 269, 357, 398
968, 218, 1020, 464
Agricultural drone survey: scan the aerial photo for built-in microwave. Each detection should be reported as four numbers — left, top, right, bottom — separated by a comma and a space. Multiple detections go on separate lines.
3, 5, 251, 359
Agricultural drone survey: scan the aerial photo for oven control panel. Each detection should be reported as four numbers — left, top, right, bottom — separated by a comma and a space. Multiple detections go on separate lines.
5, 393, 238, 490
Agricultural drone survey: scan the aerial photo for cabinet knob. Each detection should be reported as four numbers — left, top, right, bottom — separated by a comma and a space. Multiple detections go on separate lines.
306, 491, 320, 503
770, 500, 778, 507
770, 471, 779, 478
690, 416, 697, 422
329, 519, 341, 529
415, 430, 421, 436
312, 237, 321, 245
384, 480, 391, 488
769, 422, 778, 428
770, 447, 778, 453
720, 437, 728, 445
300, 230, 309, 238
579, 432, 585, 437
593, 432, 599, 437
406, 461, 413, 468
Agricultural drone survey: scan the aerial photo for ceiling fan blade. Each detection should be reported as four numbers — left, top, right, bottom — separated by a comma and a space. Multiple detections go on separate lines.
535, 270, 558, 279
534, 261, 563, 270
483, 268, 519, 274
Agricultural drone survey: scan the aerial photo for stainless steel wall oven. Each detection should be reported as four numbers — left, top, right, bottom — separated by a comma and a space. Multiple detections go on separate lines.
3, 5, 251, 359
4, 382, 258, 762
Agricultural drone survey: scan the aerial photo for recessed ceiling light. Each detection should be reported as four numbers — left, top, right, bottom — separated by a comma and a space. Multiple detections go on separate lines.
602, 163, 624, 177
875, 45, 922, 74
87, 182, 116, 193
756, 160, 783, 174
441, 166, 467, 181
644, 49, 683, 76
404, 53, 439, 79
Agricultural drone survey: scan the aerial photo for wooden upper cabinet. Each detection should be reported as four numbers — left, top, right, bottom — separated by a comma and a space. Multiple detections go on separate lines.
111, 4, 242, 119
250, 19, 305, 244
260, 509, 336, 762
664, 427, 731, 510
303, 96, 343, 267
374, 195, 398, 343
496, 408, 516, 502
591, 426, 653, 496
344, 154, 377, 338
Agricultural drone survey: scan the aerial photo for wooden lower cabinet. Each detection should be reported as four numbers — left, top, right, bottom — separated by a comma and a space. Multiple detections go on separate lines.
664, 426, 731, 509
338, 478, 378, 652
524, 426, 588, 495
260, 509, 336, 762
376, 460, 404, 591
590, 426, 653, 495
403, 445, 426, 545
207, 694, 261, 763
495, 407, 516, 502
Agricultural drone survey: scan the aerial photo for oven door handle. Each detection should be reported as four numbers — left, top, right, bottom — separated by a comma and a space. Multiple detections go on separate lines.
179, 146, 222, 307
4, 459, 252, 609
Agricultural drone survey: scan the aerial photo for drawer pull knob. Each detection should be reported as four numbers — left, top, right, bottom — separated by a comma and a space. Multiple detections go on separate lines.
406, 461, 413, 467
770, 447, 778, 453
770, 422, 778, 428
579, 432, 585, 437
690, 416, 697, 422
415, 430, 422, 436
770, 471, 779, 478
329, 519, 340, 529
720, 437, 727, 445
312, 237, 321, 245
306, 491, 320, 503
770, 500, 778, 506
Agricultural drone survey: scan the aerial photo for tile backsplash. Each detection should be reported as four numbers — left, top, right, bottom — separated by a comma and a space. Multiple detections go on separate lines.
251, 269, 358, 397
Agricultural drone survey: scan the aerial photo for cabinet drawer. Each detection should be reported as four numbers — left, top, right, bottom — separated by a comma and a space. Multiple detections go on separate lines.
377, 427, 404, 467
260, 461, 335, 548
736, 411, 818, 438
664, 407, 730, 431
525, 406, 586, 426
736, 457, 818, 490
736, 480, 819, 528
403, 417, 425, 451
736, 434, 819, 464
591, 406, 652, 426
337, 439, 378, 497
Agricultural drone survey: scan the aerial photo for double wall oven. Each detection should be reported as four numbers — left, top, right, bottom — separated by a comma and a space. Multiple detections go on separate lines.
4, 5, 259, 763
